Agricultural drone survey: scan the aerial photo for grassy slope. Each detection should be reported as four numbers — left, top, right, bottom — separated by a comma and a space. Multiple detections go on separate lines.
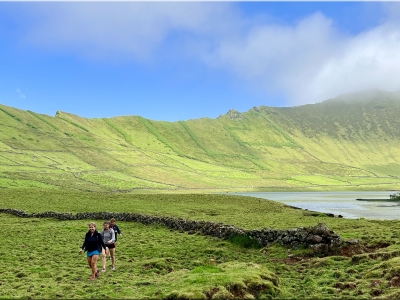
1, 89, 400, 191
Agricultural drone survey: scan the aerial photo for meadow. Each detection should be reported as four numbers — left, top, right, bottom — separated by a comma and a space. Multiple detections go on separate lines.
2, 91, 400, 298
2, 189, 400, 299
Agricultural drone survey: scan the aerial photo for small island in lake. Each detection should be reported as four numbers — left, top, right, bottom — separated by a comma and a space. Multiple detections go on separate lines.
356, 192, 400, 202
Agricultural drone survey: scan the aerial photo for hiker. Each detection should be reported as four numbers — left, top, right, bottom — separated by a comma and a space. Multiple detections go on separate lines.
79, 222, 106, 280
109, 218, 122, 259
110, 218, 122, 243
101, 221, 116, 271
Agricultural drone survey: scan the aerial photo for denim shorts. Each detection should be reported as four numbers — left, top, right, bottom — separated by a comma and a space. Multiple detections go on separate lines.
87, 250, 101, 257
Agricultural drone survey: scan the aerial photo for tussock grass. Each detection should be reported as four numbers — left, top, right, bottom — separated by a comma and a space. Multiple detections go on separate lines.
3, 190, 400, 298
0, 214, 280, 299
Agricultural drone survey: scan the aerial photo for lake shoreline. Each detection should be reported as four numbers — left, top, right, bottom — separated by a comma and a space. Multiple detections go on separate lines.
229, 191, 400, 220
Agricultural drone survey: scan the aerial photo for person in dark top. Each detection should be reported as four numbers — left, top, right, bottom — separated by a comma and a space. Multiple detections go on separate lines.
79, 222, 106, 280
108, 218, 122, 261
110, 218, 122, 241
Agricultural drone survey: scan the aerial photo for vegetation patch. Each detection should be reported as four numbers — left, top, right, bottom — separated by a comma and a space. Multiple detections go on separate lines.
139, 117, 186, 157
164, 262, 280, 299
103, 118, 133, 144
56, 114, 90, 132
27, 110, 60, 131
0, 106, 22, 122
228, 234, 263, 249
179, 121, 210, 155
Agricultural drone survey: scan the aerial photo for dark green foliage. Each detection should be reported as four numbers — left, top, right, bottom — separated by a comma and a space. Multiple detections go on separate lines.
228, 234, 262, 249
222, 125, 247, 148
0, 106, 22, 122
179, 121, 210, 155
27, 110, 60, 131
56, 116, 89, 132
260, 114, 300, 148
139, 116, 185, 156
103, 118, 133, 144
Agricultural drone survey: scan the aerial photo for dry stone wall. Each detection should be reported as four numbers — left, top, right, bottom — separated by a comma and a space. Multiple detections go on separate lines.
0, 208, 343, 253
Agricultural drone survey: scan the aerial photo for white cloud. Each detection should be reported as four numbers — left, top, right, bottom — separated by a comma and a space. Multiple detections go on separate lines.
304, 22, 400, 104
16, 88, 26, 99
20, 3, 236, 62
204, 9, 400, 105
9, 2, 400, 105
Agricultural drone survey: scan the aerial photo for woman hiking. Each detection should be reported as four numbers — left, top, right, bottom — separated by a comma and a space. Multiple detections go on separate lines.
108, 218, 122, 261
101, 221, 116, 271
79, 222, 106, 280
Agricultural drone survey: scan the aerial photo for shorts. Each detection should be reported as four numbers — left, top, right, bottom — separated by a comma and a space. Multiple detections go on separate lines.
87, 250, 101, 257
106, 243, 116, 249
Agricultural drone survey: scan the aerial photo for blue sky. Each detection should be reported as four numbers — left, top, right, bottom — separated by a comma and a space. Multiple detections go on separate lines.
1, 2, 400, 121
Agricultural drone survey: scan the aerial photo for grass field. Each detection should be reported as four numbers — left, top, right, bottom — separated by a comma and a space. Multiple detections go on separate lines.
2, 189, 400, 298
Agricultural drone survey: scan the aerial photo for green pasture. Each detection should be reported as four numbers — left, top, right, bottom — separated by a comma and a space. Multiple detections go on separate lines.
1, 214, 281, 299
77, 171, 175, 190
3, 190, 400, 298
1, 189, 399, 243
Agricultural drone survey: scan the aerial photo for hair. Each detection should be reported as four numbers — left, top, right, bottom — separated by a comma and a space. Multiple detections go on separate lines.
103, 221, 110, 226
88, 222, 96, 227
110, 218, 116, 223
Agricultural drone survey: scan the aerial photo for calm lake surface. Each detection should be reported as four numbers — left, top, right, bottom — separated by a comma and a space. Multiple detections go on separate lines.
232, 191, 400, 220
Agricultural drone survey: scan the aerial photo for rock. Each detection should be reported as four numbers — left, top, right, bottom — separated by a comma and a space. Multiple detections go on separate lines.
308, 235, 323, 243
0, 209, 343, 254
346, 239, 359, 245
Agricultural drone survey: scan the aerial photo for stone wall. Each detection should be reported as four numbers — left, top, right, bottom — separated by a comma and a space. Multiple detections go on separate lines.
0, 208, 343, 253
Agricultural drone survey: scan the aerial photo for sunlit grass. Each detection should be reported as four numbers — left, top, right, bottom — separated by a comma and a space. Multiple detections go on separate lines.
3, 189, 400, 298
0, 214, 281, 299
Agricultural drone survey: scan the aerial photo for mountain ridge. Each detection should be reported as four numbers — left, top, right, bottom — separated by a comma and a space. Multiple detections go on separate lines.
1, 89, 400, 192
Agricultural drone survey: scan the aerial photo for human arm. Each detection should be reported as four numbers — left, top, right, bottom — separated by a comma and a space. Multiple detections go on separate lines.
98, 232, 107, 250
80, 234, 87, 253
108, 229, 116, 244
115, 224, 122, 236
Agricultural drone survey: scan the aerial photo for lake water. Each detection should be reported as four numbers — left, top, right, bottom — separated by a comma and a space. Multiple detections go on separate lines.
231, 191, 400, 220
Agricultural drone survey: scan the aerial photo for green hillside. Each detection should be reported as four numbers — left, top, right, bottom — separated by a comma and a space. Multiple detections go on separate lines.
1, 89, 400, 191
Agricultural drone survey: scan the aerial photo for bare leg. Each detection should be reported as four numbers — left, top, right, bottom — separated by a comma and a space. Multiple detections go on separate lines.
86, 256, 92, 268
110, 248, 116, 269
101, 247, 107, 271
90, 254, 99, 278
